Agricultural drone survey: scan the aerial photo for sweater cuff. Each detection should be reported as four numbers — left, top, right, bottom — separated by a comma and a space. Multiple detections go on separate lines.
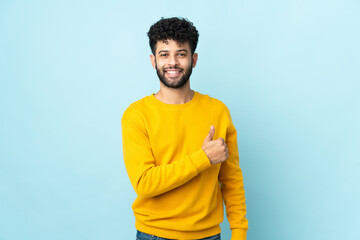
188, 149, 211, 173
231, 229, 247, 240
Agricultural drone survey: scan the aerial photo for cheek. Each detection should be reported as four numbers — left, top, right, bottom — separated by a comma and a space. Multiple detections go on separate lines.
185, 60, 193, 69
155, 60, 166, 68
180, 58, 192, 67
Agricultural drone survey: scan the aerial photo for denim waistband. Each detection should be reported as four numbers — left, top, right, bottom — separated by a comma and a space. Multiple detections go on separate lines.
136, 230, 221, 240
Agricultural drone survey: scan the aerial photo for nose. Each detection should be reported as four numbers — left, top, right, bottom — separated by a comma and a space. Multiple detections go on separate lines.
169, 54, 179, 66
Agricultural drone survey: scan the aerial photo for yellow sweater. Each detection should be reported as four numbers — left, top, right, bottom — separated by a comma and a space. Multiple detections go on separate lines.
121, 91, 248, 239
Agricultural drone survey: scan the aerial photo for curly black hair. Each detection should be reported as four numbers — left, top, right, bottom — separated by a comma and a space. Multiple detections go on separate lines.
147, 17, 199, 55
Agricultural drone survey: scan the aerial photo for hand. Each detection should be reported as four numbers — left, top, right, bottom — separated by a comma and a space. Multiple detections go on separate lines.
202, 125, 229, 164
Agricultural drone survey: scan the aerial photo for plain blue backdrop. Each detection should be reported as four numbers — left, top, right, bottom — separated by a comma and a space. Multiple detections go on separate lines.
1, 0, 359, 239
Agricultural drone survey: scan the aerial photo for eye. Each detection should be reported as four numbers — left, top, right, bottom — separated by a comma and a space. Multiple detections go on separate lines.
178, 53, 186, 57
159, 53, 168, 57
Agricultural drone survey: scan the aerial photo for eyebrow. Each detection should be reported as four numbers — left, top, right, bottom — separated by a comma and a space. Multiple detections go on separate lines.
157, 49, 189, 54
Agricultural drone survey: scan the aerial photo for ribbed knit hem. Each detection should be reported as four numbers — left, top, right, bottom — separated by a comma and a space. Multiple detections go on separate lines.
231, 229, 247, 240
188, 148, 211, 173
136, 219, 221, 239
149, 91, 200, 111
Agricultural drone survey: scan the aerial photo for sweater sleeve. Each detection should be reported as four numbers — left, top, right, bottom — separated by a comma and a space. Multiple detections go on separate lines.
121, 113, 211, 199
218, 112, 248, 239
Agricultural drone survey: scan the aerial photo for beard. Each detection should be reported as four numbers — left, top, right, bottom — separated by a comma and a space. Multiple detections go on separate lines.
155, 60, 193, 89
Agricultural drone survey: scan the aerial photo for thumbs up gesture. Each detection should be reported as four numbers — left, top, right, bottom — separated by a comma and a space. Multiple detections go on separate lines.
202, 125, 229, 165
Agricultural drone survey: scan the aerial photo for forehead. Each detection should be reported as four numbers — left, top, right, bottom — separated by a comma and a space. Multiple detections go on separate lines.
155, 39, 190, 52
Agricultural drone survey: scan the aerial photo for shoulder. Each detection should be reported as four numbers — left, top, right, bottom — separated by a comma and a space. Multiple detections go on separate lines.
197, 92, 231, 114
122, 95, 152, 122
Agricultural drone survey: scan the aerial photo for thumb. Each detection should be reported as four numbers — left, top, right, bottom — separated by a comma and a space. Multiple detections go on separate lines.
204, 125, 215, 142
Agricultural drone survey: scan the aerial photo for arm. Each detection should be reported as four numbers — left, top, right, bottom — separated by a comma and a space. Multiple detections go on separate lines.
121, 116, 211, 199
219, 115, 248, 240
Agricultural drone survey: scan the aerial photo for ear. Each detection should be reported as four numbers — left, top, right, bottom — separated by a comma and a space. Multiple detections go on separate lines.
192, 53, 198, 68
150, 54, 156, 69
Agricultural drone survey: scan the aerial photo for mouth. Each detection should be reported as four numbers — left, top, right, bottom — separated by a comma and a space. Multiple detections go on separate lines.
164, 68, 182, 77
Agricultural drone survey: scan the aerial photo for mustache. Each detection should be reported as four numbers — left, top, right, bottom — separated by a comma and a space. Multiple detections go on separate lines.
164, 67, 183, 71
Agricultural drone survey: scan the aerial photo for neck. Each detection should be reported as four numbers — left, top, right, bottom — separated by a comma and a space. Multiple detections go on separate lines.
154, 82, 194, 104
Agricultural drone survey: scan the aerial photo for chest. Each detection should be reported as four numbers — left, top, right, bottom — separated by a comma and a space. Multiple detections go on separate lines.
144, 111, 228, 165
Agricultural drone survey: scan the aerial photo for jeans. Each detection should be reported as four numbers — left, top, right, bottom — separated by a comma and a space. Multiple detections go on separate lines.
136, 230, 221, 240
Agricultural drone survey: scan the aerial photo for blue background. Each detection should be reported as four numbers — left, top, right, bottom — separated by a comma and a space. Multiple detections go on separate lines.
1, 0, 359, 239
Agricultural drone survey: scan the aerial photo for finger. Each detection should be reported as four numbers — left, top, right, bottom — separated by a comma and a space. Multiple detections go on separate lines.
210, 125, 215, 138
204, 125, 215, 142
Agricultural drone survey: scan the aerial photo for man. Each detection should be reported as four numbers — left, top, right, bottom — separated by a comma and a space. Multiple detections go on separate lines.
122, 17, 248, 240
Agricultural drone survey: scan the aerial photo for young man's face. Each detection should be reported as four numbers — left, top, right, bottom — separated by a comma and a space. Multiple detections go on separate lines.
150, 39, 198, 89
